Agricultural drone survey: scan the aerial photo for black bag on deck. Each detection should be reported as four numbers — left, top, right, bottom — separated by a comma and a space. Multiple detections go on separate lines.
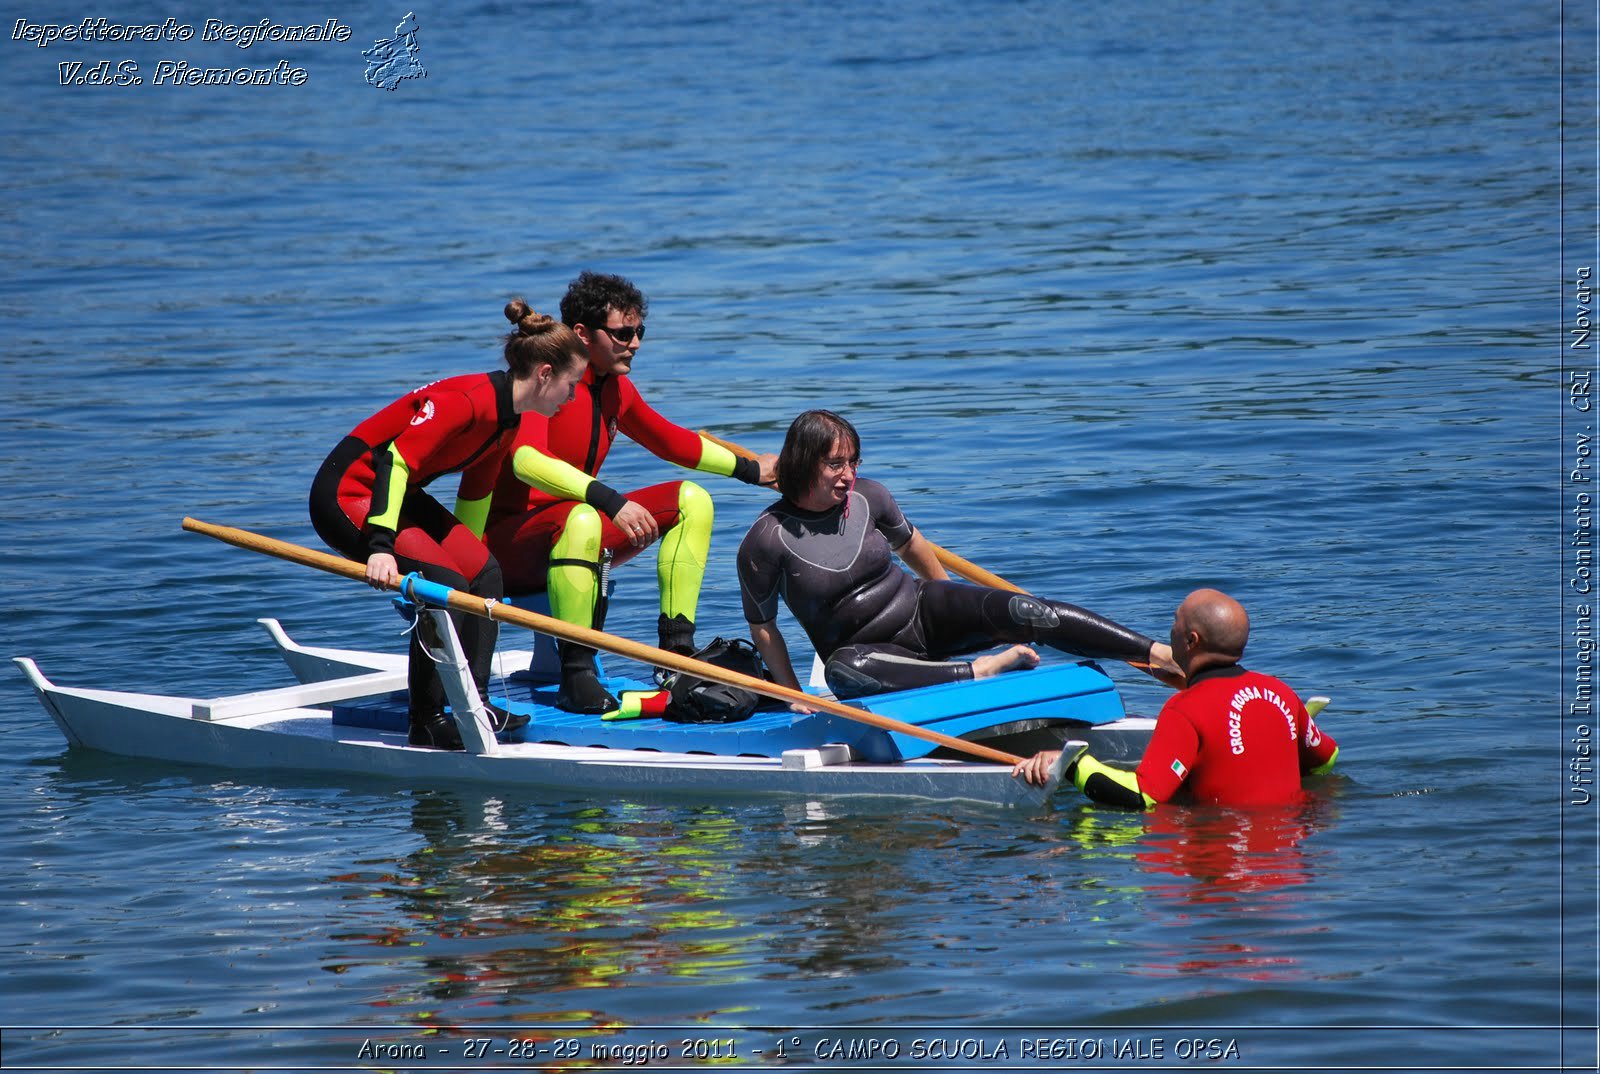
661, 637, 772, 724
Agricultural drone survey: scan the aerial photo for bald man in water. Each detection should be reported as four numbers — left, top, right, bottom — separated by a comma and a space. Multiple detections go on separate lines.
1014, 589, 1338, 808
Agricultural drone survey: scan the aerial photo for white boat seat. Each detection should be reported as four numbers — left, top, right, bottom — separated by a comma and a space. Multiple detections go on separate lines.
191, 670, 406, 721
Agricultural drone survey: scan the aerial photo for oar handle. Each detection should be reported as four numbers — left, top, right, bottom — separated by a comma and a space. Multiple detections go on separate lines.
181, 517, 1025, 765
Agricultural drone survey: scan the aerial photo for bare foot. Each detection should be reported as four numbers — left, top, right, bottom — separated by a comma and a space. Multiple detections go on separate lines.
971, 645, 1039, 680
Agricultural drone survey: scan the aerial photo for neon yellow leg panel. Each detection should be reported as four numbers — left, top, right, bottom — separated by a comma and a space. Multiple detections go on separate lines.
657, 481, 712, 621
547, 505, 603, 629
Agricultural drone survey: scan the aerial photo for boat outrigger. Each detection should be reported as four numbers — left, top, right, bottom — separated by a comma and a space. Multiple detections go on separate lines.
13, 520, 1165, 808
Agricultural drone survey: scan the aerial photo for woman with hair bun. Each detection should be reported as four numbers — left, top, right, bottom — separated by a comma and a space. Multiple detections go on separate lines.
309, 300, 588, 750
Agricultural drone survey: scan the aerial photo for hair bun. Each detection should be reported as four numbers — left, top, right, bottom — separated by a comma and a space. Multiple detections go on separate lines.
502, 298, 583, 379
518, 312, 556, 336
504, 298, 557, 336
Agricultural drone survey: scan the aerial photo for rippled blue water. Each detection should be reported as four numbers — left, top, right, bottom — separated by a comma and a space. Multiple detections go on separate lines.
2, 1, 1590, 1070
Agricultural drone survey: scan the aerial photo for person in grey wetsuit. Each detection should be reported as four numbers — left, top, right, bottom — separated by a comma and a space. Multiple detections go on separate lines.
735, 410, 1181, 700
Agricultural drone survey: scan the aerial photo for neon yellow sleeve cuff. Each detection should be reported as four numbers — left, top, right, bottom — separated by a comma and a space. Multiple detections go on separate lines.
694, 436, 740, 478
1074, 754, 1156, 810
1309, 745, 1340, 777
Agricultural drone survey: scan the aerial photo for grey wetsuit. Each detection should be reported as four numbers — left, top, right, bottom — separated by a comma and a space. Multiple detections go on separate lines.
736, 478, 1155, 699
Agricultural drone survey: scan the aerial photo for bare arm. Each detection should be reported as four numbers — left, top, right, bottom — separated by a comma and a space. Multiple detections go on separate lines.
748, 619, 821, 714
895, 527, 950, 581
749, 619, 802, 691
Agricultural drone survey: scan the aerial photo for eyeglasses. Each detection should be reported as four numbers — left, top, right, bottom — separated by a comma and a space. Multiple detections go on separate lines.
822, 456, 861, 475
594, 322, 645, 344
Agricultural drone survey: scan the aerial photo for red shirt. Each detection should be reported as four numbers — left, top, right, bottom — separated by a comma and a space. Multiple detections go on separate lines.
1136, 665, 1338, 807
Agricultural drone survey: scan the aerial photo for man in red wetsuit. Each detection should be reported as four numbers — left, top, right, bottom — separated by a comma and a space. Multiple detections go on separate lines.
1013, 589, 1338, 807
485, 272, 777, 713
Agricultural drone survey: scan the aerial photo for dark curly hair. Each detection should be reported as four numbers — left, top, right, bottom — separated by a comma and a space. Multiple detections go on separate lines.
559, 270, 647, 330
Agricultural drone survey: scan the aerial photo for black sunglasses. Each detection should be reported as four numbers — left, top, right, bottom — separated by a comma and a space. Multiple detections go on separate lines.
594, 323, 645, 344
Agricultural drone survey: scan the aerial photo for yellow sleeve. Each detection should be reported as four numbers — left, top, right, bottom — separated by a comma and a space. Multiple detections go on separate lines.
510, 443, 629, 519
692, 435, 740, 478
512, 443, 601, 501
366, 442, 412, 536
1074, 754, 1157, 810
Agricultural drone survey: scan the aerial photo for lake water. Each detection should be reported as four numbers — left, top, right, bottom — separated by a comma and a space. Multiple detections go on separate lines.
2, 1, 1593, 1071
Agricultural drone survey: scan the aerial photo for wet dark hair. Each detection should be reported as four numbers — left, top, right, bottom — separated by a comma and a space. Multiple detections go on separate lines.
503, 298, 586, 379
559, 270, 647, 330
777, 409, 861, 502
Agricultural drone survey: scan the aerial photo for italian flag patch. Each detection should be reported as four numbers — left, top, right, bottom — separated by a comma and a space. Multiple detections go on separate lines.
1170, 759, 1188, 779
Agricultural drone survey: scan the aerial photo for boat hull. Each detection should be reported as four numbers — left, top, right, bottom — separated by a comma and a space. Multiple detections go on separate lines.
21, 671, 1070, 806
15, 619, 1154, 808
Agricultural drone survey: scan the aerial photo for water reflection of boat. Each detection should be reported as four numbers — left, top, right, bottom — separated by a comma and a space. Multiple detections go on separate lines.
321, 791, 769, 1018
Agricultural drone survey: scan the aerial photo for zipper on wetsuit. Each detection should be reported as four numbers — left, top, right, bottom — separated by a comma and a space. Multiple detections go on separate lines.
583, 376, 607, 474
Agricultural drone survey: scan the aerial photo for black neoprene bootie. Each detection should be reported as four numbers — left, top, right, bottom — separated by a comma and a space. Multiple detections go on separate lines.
555, 642, 618, 714
657, 613, 696, 656
482, 700, 530, 736
408, 712, 465, 751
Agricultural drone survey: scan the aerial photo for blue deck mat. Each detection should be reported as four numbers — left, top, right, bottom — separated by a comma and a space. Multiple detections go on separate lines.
333, 660, 1124, 764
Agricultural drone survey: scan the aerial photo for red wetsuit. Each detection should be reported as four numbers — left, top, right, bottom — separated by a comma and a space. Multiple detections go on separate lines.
311, 370, 518, 566
484, 365, 757, 594
1134, 665, 1339, 807
308, 370, 519, 721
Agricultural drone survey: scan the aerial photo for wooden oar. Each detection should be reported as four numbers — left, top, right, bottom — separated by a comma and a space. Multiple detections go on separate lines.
699, 431, 1174, 684
699, 430, 1024, 592
180, 517, 1025, 765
